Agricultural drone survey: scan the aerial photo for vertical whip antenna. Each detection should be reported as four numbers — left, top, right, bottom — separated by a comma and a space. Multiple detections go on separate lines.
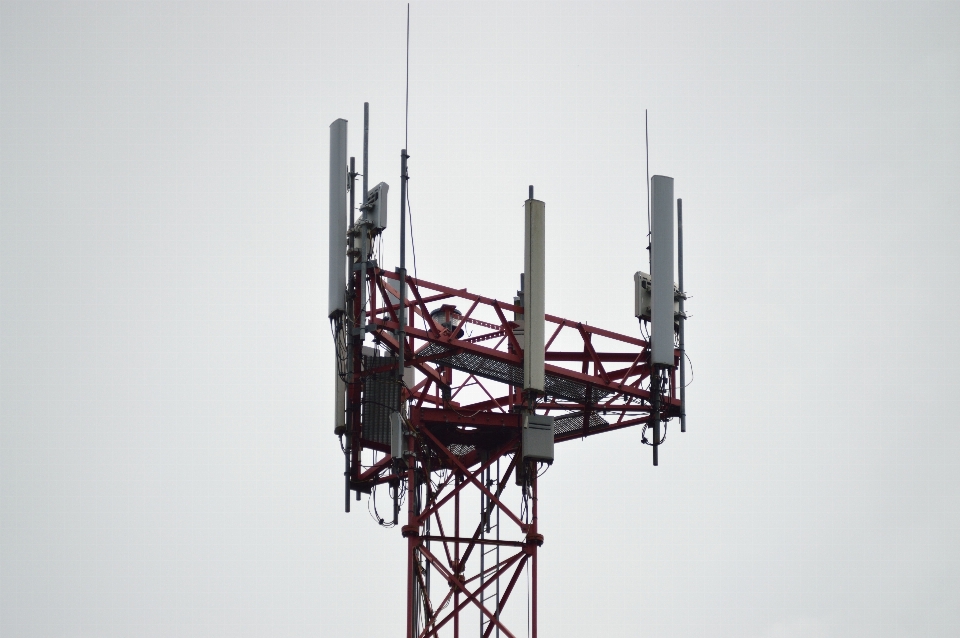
405, 3, 410, 150
402, 12, 414, 626
646, 109, 651, 271
398, 4, 410, 382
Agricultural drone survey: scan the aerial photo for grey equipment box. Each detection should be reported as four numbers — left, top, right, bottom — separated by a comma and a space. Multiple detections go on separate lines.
522, 414, 555, 464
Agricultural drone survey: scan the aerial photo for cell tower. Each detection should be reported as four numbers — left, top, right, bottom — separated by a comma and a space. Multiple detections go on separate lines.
329, 105, 688, 638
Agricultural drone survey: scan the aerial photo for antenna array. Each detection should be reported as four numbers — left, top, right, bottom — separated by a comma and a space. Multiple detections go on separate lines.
328, 103, 689, 637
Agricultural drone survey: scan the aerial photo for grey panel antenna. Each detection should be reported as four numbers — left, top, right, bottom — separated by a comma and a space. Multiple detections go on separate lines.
328, 119, 348, 318
650, 175, 675, 367
523, 197, 546, 392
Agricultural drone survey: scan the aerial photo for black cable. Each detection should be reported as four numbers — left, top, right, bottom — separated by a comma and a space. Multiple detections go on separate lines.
684, 351, 695, 388
406, 187, 418, 281
639, 369, 670, 446
405, 3, 410, 151
330, 316, 351, 382
377, 231, 384, 274
638, 318, 650, 341
369, 482, 398, 528
405, 185, 427, 334
361, 398, 408, 415
640, 420, 668, 446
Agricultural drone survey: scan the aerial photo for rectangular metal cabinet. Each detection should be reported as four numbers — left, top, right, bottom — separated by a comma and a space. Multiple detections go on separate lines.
364, 181, 389, 231
634, 271, 652, 319
522, 414, 554, 464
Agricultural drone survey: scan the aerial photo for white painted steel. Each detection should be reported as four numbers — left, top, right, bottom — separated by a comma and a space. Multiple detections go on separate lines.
390, 412, 404, 459
364, 181, 389, 231
634, 271, 652, 319
651, 175, 675, 366
523, 198, 546, 392
522, 414, 554, 464
328, 119, 348, 317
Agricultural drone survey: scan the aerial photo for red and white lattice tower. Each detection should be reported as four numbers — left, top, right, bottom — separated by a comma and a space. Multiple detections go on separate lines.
329, 107, 688, 638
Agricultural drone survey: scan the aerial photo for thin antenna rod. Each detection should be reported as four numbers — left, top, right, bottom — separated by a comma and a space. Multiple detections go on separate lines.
652, 371, 660, 466
398, 149, 409, 379
405, 4, 410, 150
363, 103, 369, 201
646, 111, 656, 466
397, 6, 412, 408
645, 109, 651, 271
399, 7, 411, 386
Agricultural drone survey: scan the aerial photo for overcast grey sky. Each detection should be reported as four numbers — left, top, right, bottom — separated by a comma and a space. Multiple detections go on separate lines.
2, 2, 959, 637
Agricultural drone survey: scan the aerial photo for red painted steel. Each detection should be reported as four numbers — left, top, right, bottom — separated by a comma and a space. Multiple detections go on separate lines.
338, 268, 680, 637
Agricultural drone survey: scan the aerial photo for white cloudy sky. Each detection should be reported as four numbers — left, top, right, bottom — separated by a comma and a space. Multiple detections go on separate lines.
2, 2, 959, 637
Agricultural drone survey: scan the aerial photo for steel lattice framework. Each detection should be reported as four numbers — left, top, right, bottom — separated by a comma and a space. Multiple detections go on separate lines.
335, 267, 682, 637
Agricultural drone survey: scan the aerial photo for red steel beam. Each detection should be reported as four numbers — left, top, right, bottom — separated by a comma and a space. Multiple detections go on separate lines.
413, 406, 521, 428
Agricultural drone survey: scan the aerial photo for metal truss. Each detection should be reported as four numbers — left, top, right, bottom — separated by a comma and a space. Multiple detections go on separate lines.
401, 433, 538, 638
339, 268, 682, 637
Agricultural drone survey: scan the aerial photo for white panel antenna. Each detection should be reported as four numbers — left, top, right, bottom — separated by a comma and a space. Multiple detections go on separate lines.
650, 175, 675, 367
328, 119, 348, 318
523, 196, 546, 393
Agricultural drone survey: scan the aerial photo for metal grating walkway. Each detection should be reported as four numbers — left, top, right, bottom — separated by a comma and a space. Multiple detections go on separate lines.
552, 411, 610, 437
417, 342, 613, 404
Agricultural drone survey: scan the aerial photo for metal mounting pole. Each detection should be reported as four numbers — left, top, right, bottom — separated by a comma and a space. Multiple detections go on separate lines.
398, 149, 409, 383
396, 148, 410, 594
651, 369, 660, 466
343, 434, 350, 512
454, 471, 460, 638
531, 472, 539, 638
424, 461, 431, 631
344, 157, 353, 513
678, 198, 686, 433
363, 103, 369, 201
406, 430, 417, 638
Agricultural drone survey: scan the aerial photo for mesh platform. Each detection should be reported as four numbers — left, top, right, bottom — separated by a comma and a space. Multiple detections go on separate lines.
417, 342, 614, 404
447, 443, 476, 457
552, 411, 610, 437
